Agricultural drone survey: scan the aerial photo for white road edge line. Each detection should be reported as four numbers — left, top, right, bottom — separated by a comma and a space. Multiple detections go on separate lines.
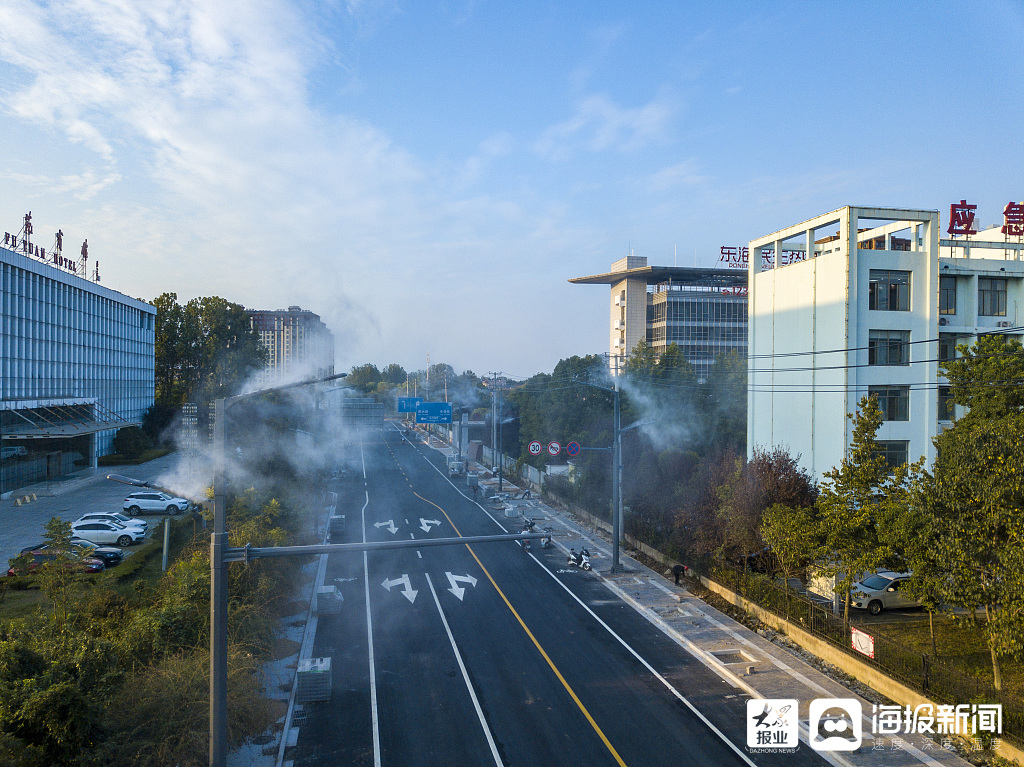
359, 444, 382, 767
400, 427, 931, 767
424, 572, 505, 767
527, 551, 761, 767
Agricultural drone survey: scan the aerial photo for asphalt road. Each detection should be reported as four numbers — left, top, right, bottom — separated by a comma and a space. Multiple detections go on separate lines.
293, 427, 830, 767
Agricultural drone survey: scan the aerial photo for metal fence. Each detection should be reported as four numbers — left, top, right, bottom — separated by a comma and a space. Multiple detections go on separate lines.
707, 564, 1022, 746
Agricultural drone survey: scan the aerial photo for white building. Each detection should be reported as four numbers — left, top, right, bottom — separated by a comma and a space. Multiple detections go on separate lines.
1, 231, 155, 496
570, 255, 748, 380
747, 204, 1024, 480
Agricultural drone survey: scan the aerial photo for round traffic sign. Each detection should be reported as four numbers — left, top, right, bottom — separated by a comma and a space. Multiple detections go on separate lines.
547, 441, 561, 456
528, 440, 542, 456
565, 441, 581, 457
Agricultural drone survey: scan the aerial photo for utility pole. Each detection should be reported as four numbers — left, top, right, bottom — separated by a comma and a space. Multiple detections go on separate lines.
488, 371, 503, 491
497, 378, 503, 492
612, 355, 622, 573
573, 363, 624, 573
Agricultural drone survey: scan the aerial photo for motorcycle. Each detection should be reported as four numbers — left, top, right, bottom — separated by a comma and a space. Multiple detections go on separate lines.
579, 547, 592, 571
520, 518, 551, 552
568, 547, 591, 570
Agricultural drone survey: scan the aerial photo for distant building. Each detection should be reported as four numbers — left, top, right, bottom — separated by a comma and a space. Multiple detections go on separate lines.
248, 305, 335, 385
1, 228, 154, 496
747, 204, 1024, 480
569, 256, 748, 380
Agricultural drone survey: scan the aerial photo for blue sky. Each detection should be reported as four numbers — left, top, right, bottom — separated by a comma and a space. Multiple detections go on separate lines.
1, 1, 1022, 377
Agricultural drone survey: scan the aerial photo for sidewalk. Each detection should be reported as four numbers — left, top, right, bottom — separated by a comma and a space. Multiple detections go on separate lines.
0, 453, 181, 502
424, 437, 978, 767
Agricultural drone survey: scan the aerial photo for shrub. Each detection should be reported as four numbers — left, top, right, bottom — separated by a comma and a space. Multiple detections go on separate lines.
111, 427, 152, 459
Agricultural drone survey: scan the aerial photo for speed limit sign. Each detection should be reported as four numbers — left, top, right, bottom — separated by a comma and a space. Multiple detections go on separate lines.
547, 441, 561, 457
528, 440, 542, 456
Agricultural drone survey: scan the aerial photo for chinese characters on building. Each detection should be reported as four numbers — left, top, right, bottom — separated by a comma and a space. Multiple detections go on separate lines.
718, 245, 807, 270
946, 199, 1024, 238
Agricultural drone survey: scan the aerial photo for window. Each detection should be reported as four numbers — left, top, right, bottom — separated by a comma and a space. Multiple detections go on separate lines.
979, 278, 1007, 317
868, 330, 910, 366
938, 386, 954, 421
868, 386, 909, 421
938, 335, 958, 362
939, 276, 957, 315
876, 440, 909, 470
869, 270, 911, 311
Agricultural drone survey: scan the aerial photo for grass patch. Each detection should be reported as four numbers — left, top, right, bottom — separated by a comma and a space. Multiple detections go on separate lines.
97, 447, 174, 466
0, 516, 202, 624
870, 616, 1024, 701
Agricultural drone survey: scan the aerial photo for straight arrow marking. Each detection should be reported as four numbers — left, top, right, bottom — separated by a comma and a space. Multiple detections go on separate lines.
445, 571, 478, 601
381, 574, 418, 604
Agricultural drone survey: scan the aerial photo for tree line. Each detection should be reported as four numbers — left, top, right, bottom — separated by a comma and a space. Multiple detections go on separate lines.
763, 333, 1024, 690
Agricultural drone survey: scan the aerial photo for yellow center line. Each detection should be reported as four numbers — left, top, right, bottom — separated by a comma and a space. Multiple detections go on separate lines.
413, 491, 628, 767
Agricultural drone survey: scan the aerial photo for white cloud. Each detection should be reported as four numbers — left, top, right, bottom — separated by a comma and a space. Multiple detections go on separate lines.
533, 91, 676, 161
649, 160, 705, 191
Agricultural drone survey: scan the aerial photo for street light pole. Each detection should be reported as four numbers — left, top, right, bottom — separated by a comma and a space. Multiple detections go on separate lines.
210, 397, 229, 767
208, 371, 347, 767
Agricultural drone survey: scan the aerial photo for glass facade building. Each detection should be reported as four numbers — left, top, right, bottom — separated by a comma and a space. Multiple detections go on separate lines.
1, 242, 154, 496
570, 258, 747, 381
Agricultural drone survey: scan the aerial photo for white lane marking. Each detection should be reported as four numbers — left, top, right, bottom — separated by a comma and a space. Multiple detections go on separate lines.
597, 575, 855, 767
399, 428, 880, 761
424, 572, 504, 767
527, 552, 759, 767
359, 445, 381, 767
445, 572, 478, 601
381, 574, 418, 604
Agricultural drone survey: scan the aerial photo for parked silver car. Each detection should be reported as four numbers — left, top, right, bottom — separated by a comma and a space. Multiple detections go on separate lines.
851, 571, 919, 615
71, 521, 145, 547
74, 512, 148, 532
122, 491, 191, 514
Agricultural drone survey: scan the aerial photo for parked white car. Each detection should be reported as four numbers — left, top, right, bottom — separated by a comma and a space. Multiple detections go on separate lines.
122, 491, 191, 514
71, 521, 146, 547
851, 571, 920, 615
74, 512, 148, 532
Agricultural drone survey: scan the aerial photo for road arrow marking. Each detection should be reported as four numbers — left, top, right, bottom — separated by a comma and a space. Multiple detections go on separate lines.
373, 519, 398, 534
445, 572, 478, 601
381, 574, 418, 604
333, 577, 358, 583
419, 518, 441, 533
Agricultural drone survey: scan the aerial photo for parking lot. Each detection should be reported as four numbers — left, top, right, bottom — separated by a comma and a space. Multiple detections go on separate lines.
0, 453, 190, 567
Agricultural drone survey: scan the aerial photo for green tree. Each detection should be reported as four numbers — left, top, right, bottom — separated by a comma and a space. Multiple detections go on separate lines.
926, 414, 1024, 690
816, 396, 909, 621
761, 502, 819, 616
153, 293, 266, 407
346, 363, 381, 393
699, 350, 747, 453
189, 296, 267, 402
36, 518, 79, 633
941, 333, 1024, 422
380, 363, 407, 385
112, 426, 151, 459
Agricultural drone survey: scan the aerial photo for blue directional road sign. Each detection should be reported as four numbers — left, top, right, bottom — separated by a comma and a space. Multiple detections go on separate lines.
397, 397, 424, 413
415, 402, 453, 424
